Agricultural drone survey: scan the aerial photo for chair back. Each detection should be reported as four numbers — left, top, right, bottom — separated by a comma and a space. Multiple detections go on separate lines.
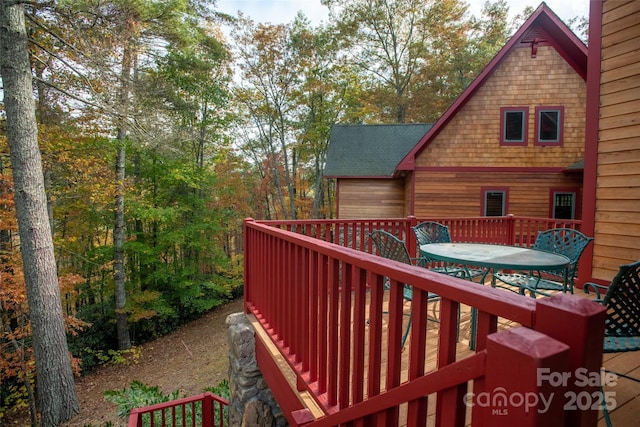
368, 230, 416, 304
412, 221, 452, 246
602, 261, 640, 339
368, 230, 412, 265
532, 228, 593, 281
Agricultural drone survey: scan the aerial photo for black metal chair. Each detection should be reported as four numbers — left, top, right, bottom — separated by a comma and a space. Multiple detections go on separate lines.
411, 221, 483, 280
583, 260, 640, 426
494, 228, 593, 296
368, 230, 440, 348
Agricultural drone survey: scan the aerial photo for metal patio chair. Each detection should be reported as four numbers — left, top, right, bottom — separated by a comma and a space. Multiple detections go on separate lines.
368, 230, 440, 349
583, 260, 640, 426
494, 228, 593, 296
412, 221, 484, 280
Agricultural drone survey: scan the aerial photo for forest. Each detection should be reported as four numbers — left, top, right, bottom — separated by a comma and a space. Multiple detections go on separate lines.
0, 0, 587, 424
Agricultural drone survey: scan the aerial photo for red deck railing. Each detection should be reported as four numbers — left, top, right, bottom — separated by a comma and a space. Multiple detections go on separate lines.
262, 215, 581, 249
262, 215, 586, 285
244, 217, 603, 427
127, 392, 228, 427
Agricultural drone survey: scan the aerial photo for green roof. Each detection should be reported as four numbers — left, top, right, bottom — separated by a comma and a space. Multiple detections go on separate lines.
324, 124, 432, 178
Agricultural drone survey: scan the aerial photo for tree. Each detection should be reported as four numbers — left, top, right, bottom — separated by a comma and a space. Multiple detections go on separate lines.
48, 0, 223, 350
325, 0, 470, 123
287, 17, 364, 218
410, 0, 512, 121
0, 1, 79, 425
324, 0, 510, 123
232, 17, 302, 219
232, 14, 363, 219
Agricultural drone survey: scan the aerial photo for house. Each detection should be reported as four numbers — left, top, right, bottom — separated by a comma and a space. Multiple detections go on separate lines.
326, 3, 588, 221
582, 0, 640, 283
324, 123, 431, 218
131, 3, 640, 427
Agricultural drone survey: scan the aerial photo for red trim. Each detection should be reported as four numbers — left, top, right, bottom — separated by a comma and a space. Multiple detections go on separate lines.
480, 187, 509, 216
255, 337, 307, 425
414, 166, 567, 173
500, 107, 529, 146
535, 26, 587, 80
397, 4, 587, 171
534, 106, 564, 146
580, 0, 604, 285
326, 175, 397, 179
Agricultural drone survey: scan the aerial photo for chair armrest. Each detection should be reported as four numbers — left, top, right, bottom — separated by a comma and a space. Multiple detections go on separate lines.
583, 282, 607, 302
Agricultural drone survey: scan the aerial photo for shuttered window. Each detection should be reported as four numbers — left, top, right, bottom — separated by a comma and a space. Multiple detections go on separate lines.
483, 189, 507, 216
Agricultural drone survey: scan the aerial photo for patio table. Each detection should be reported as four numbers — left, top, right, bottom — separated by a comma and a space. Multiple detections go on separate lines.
419, 242, 570, 284
419, 242, 570, 349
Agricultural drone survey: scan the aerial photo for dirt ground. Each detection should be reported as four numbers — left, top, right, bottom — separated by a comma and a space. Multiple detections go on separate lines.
6, 298, 244, 427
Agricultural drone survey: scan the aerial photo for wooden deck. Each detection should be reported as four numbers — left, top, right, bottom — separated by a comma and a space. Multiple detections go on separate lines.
395, 287, 640, 426
254, 284, 640, 426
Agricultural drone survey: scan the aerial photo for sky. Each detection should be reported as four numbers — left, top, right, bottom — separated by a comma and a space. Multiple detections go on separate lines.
216, 0, 589, 26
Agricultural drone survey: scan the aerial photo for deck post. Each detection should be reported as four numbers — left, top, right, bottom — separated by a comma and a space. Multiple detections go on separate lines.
407, 216, 418, 258
202, 393, 213, 426
506, 214, 516, 246
480, 327, 570, 426
243, 218, 256, 314
534, 294, 607, 427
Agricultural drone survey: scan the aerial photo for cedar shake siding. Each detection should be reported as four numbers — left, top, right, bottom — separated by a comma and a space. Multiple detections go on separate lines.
589, 0, 640, 281
414, 46, 585, 169
410, 44, 586, 218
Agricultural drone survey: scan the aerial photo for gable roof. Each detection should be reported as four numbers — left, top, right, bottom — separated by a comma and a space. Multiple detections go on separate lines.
324, 124, 433, 178
397, 2, 588, 171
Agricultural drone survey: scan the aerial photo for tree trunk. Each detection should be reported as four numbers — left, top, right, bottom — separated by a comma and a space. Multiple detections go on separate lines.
0, 3, 80, 425
113, 22, 135, 350
114, 144, 131, 349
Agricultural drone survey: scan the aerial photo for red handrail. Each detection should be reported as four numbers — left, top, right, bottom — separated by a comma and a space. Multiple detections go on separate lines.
260, 215, 581, 247
244, 218, 602, 427
127, 392, 228, 427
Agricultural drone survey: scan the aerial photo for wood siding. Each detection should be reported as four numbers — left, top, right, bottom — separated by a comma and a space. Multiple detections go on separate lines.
337, 179, 405, 218
415, 46, 586, 168
413, 170, 583, 218
593, 0, 640, 280
404, 174, 412, 217
411, 45, 586, 220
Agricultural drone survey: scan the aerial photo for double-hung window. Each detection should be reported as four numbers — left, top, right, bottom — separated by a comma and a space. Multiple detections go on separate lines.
500, 107, 528, 145
535, 106, 564, 145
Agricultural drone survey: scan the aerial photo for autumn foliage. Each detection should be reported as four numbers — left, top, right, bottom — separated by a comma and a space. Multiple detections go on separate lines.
0, 0, 590, 420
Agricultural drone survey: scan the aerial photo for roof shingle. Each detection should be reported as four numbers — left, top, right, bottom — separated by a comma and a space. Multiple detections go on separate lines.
324, 124, 432, 178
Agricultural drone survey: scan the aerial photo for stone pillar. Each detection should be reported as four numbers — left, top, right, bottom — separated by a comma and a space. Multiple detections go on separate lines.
226, 312, 286, 427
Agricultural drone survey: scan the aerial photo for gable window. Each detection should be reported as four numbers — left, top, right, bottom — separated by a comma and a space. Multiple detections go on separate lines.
551, 190, 576, 219
535, 106, 564, 145
482, 188, 508, 216
500, 107, 528, 145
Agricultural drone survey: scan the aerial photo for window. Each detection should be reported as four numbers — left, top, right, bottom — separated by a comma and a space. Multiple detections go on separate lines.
535, 106, 564, 145
482, 189, 508, 216
551, 191, 576, 219
500, 107, 528, 145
